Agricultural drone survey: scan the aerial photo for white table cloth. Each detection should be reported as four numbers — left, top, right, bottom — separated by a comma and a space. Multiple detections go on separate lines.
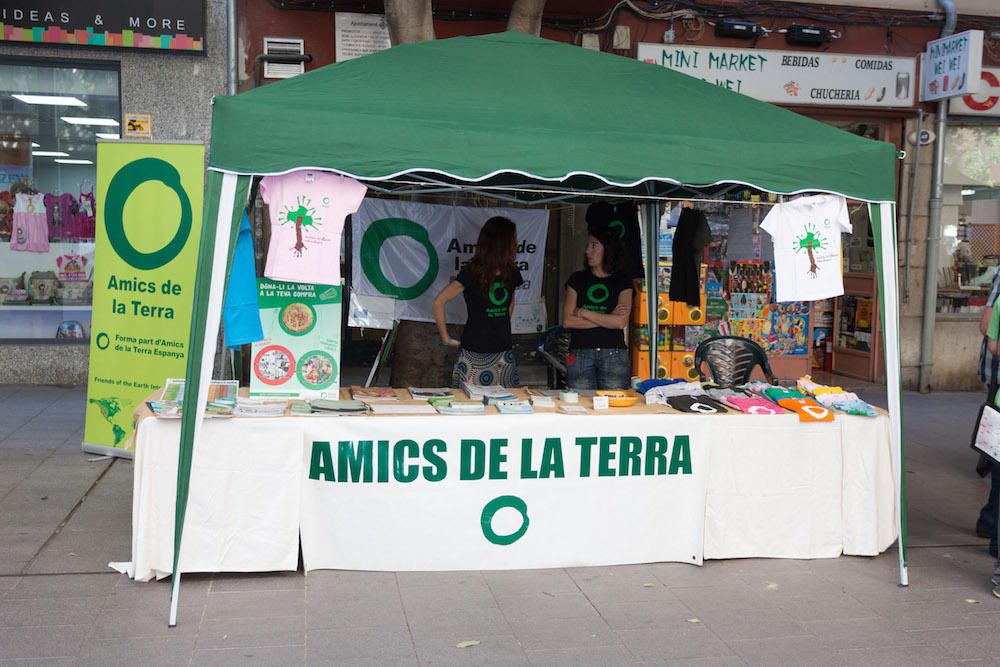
120, 410, 896, 581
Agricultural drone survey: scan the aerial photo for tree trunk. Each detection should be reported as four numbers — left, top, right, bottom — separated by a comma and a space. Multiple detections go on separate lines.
389, 320, 462, 388
384, 0, 436, 46
507, 0, 546, 36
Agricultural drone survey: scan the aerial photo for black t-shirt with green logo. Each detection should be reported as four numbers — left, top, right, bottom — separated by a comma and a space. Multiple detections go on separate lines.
565, 270, 632, 349
457, 266, 524, 353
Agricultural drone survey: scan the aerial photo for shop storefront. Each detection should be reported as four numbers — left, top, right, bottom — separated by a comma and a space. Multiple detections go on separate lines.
637, 43, 914, 382
942, 70, 1000, 316
0, 59, 119, 343
0, 0, 225, 384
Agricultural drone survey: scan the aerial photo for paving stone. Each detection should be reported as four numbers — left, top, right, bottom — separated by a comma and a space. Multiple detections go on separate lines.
190, 644, 306, 665
412, 634, 529, 665
524, 645, 636, 666
305, 624, 416, 663
191, 646, 306, 667
617, 627, 736, 661
76, 636, 198, 667
211, 572, 306, 593
494, 590, 600, 622
686, 608, 810, 641
0, 624, 89, 660
405, 604, 512, 640
195, 614, 304, 651
507, 615, 619, 650
204, 590, 306, 620
4, 573, 118, 599
0, 596, 101, 628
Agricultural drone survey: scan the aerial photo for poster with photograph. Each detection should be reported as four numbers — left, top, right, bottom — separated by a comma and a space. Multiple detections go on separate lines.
250, 279, 342, 399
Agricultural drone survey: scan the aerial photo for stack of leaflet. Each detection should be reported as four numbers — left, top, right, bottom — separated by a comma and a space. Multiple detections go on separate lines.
435, 400, 486, 415
289, 400, 313, 415
151, 378, 238, 418
496, 399, 533, 414
462, 382, 514, 403
409, 387, 454, 400
233, 396, 287, 417
310, 399, 368, 415
350, 386, 398, 402
530, 395, 555, 409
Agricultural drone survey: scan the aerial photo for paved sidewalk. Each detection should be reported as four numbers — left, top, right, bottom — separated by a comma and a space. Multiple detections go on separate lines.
2, 383, 1000, 665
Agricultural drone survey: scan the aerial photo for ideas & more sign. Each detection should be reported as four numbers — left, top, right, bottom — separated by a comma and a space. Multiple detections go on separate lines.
0, 1, 206, 52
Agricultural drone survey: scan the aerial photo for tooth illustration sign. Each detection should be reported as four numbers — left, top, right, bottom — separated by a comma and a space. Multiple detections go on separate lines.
962, 70, 1000, 112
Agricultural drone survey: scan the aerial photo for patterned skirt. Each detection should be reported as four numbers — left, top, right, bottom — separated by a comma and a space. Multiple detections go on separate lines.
451, 348, 520, 388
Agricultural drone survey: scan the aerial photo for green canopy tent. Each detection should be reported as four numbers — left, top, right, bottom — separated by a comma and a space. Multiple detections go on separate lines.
169, 30, 905, 624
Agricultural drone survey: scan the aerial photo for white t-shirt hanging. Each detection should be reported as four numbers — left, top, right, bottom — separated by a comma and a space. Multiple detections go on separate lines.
260, 170, 367, 285
761, 194, 851, 303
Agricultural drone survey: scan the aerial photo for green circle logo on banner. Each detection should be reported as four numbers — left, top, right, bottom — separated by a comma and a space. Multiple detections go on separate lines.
360, 218, 438, 300
609, 219, 625, 238
587, 283, 610, 304
488, 281, 508, 306
480, 495, 530, 546
104, 158, 192, 270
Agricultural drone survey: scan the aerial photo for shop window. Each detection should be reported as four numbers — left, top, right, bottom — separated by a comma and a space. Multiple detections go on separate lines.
0, 59, 120, 342
942, 125, 1000, 315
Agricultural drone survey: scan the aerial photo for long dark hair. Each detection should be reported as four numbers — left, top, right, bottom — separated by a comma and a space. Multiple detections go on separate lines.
585, 227, 624, 275
468, 216, 519, 292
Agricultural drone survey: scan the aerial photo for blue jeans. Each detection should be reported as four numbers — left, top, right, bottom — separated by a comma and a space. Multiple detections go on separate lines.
566, 347, 629, 391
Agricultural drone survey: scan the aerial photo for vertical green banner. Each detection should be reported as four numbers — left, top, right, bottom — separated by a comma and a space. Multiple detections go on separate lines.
83, 142, 205, 454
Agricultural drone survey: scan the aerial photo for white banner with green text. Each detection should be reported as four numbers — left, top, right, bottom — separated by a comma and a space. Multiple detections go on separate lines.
350, 199, 549, 328
300, 413, 708, 571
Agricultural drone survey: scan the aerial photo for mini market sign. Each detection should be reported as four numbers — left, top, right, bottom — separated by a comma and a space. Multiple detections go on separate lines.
921, 29, 983, 101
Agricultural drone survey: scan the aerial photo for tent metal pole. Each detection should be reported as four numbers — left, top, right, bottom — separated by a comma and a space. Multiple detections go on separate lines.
872, 202, 908, 586
642, 201, 660, 380
169, 171, 249, 626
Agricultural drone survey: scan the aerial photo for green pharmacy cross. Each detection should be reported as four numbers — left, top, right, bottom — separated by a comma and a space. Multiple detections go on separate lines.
793, 223, 827, 278
281, 196, 322, 257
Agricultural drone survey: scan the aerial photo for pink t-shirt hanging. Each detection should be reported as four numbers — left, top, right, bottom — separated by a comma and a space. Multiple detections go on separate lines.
260, 170, 367, 285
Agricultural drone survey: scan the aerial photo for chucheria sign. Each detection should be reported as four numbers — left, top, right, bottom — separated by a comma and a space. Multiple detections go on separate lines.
83, 142, 204, 456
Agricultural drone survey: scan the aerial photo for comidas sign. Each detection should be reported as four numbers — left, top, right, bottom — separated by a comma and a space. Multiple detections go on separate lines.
950, 68, 1000, 116
350, 199, 549, 325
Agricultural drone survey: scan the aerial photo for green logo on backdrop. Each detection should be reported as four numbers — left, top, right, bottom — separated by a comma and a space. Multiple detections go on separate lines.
609, 219, 625, 238
104, 158, 192, 270
360, 218, 438, 300
586, 283, 610, 304
481, 495, 530, 545
488, 281, 508, 306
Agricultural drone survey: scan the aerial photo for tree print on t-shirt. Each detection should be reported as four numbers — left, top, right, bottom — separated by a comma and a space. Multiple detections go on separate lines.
281, 195, 323, 257
793, 222, 829, 279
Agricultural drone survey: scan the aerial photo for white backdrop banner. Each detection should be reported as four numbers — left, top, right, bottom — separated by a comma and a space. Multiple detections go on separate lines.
300, 414, 708, 571
350, 200, 549, 326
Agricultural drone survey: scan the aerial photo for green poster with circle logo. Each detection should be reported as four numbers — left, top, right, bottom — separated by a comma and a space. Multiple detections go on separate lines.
83, 142, 204, 453
250, 279, 342, 399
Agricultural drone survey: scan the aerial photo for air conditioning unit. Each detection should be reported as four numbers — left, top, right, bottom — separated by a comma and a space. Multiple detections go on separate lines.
263, 37, 305, 79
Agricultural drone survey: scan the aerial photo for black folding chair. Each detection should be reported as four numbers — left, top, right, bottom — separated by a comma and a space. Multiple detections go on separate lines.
693, 335, 776, 388
535, 326, 571, 389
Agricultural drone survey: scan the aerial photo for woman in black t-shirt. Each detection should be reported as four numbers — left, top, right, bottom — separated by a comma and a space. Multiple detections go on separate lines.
562, 227, 633, 390
432, 216, 524, 388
